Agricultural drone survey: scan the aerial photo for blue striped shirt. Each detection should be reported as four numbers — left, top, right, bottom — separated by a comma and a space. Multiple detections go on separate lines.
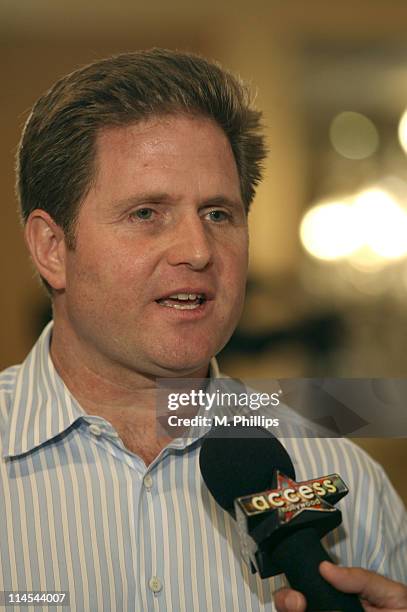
0, 322, 406, 611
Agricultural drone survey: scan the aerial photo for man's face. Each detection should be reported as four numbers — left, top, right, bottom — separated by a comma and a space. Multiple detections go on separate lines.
60, 114, 248, 378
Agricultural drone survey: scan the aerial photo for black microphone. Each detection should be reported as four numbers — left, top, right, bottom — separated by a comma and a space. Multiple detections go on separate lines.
199, 424, 364, 612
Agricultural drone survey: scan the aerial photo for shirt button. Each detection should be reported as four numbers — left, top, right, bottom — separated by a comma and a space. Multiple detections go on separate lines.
89, 424, 103, 436
143, 474, 153, 490
148, 576, 162, 593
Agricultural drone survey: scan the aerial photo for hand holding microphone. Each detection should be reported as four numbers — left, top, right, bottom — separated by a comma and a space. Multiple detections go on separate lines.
274, 562, 407, 611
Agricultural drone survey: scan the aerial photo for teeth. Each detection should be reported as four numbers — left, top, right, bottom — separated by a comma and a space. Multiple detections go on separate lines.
168, 293, 203, 301
172, 303, 199, 310
161, 302, 200, 310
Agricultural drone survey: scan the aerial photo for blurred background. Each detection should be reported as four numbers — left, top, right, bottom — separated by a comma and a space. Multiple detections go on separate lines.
1, 0, 406, 502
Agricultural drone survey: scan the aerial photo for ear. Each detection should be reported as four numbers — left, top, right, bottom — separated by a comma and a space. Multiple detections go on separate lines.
24, 210, 67, 291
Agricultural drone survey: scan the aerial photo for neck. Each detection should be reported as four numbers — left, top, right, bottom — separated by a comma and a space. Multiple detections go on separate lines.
49, 315, 210, 416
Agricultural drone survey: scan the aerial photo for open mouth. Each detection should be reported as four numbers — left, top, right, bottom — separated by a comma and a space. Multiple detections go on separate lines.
156, 293, 206, 310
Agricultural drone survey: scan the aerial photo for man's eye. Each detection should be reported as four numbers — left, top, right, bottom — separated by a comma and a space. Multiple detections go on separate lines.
131, 208, 155, 221
207, 210, 230, 222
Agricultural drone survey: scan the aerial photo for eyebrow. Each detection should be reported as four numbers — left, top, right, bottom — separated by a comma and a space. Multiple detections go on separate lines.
201, 195, 244, 210
112, 192, 244, 211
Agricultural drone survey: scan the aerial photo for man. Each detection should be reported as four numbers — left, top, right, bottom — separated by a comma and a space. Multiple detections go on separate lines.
1, 49, 406, 610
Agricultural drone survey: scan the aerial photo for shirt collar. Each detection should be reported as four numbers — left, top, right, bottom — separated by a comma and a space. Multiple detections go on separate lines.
3, 321, 222, 459
209, 356, 221, 379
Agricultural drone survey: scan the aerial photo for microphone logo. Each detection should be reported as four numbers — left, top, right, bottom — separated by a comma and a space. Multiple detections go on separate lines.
234, 471, 349, 578
236, 472, 348, 524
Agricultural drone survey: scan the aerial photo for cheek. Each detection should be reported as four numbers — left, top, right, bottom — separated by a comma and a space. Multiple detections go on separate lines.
216, 246, 248, 323
223, 241, 248, 286
68, 240, 150, 290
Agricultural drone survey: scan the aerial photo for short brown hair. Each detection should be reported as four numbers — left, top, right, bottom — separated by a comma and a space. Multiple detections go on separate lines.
17, 48, 266, 257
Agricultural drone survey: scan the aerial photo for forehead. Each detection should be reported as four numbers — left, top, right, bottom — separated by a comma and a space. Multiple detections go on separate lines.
96, 113, 232, 153
91, 114, 241, 200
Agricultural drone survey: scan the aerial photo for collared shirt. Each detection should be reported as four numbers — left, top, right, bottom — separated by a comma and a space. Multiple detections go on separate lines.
0, 322, 406, 611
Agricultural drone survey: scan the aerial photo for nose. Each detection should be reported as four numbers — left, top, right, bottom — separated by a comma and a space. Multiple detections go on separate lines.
166, 214, 213, 270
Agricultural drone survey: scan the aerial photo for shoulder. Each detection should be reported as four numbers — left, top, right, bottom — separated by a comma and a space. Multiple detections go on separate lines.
283, 435, 389, 492
0, 364, 20, 400
0, 365, 20, 447
0, 364, 20, 382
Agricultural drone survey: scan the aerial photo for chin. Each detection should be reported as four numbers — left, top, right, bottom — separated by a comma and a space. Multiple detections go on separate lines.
154, 356, 210, 377
150, 344, 216, 377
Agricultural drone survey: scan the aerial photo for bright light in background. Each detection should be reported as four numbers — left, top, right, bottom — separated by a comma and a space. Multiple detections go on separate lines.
398, 108, 407, 155
348, 246, 387, 273
300, 202, 362, 260
353, 188, 407, 259
301, 187, 407, 263
329, 111, 379, 159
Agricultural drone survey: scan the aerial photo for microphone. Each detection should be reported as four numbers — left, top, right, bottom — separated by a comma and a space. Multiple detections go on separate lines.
199, 424, 364, 611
